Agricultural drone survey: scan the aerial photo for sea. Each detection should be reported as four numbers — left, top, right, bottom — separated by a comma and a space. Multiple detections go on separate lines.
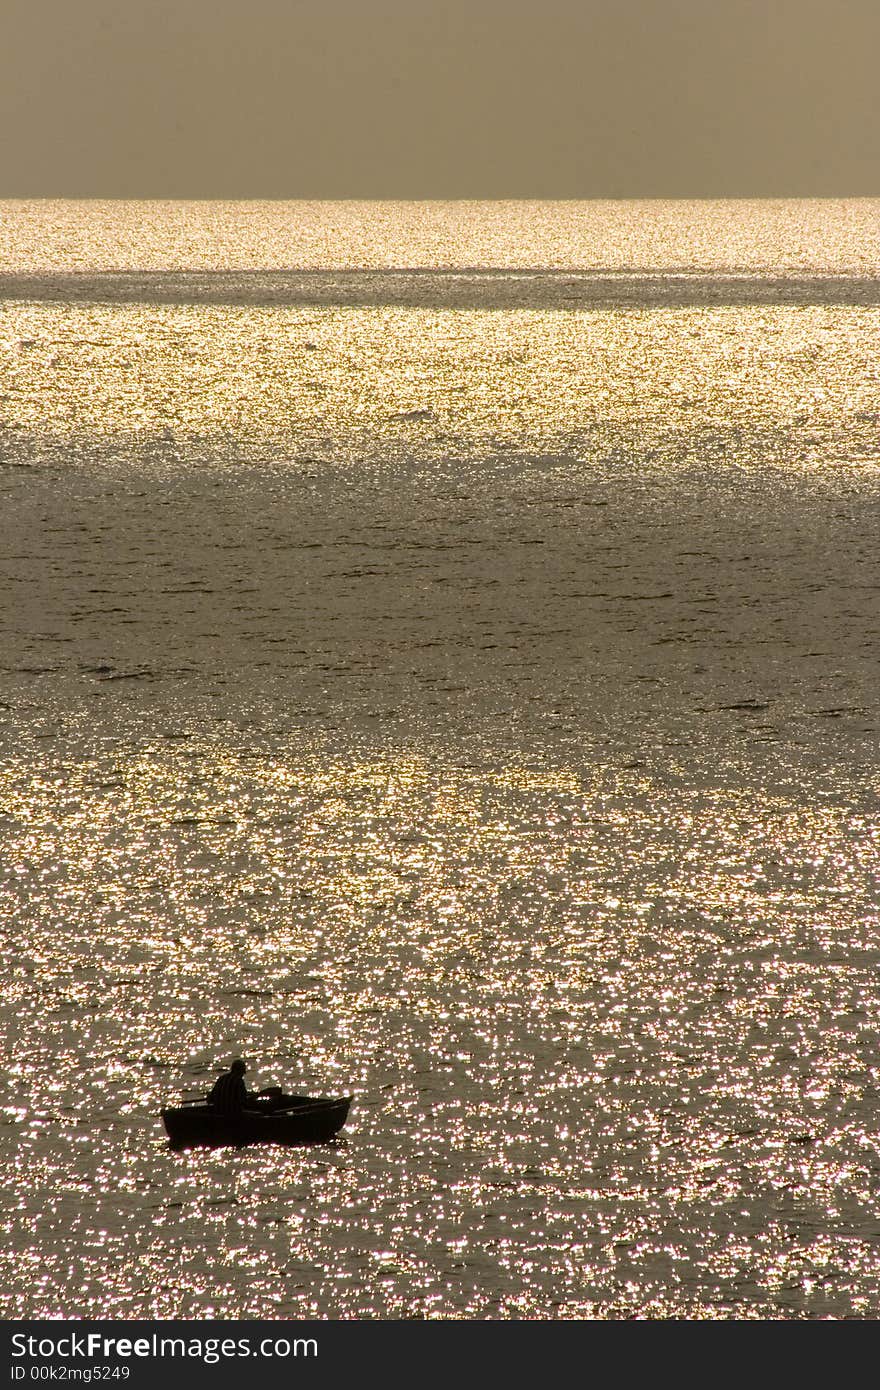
0, 199, 878, 1318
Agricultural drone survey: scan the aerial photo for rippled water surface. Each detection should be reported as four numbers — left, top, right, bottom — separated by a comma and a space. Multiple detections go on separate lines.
1, 201, 879, 1318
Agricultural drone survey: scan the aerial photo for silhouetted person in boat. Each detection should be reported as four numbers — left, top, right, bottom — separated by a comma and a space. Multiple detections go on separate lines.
208, 1058, 255, 1114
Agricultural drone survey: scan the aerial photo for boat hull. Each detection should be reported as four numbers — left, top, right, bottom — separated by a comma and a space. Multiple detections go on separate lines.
162, 1096, 351, 1149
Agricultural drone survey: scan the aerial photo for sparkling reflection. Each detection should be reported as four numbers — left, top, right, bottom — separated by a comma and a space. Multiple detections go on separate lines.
1, 200, 878, 1318
1, 749, 879, 1317
1, 299, 878, 473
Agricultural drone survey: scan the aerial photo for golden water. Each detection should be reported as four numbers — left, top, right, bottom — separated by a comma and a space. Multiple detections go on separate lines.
0, 201, 878, 1317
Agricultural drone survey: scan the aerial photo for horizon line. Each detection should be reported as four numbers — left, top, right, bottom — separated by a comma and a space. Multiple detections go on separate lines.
2, 192, 880, 203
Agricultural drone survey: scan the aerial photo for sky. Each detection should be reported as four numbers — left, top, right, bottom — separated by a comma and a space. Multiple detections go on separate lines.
1, 0, 878, 197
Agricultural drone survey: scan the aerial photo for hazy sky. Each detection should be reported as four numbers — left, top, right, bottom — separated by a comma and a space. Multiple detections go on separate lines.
1, 0, 878, 197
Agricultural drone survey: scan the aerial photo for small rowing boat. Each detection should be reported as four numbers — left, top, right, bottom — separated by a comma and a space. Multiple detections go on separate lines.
162, 1093, 352, 1149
